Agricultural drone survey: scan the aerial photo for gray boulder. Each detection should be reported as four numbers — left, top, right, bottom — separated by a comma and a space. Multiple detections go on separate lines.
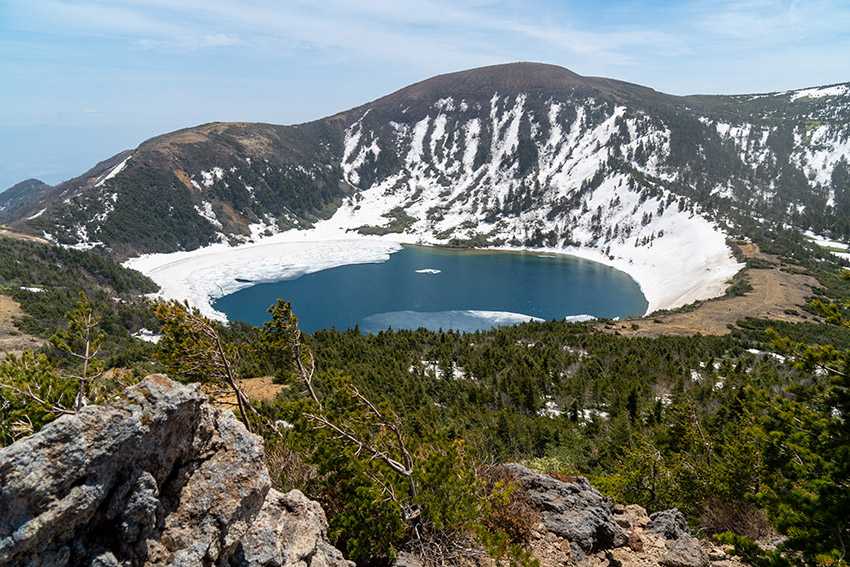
647, 508, 689, 541
0, 374, 349, 567
659, 535, 710, 567
502, 464, 628, 561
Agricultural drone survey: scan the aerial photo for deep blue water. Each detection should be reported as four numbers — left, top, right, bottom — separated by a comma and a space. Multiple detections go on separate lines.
212, 245, 648, 333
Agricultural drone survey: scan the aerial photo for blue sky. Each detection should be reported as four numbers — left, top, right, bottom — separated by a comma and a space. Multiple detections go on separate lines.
1, 0, 849, 190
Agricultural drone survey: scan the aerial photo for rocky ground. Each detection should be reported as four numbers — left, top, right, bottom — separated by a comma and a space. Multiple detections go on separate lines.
527, 502, 743, 567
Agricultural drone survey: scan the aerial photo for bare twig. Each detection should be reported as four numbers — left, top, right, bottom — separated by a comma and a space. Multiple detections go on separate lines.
293, 328, 320, 407
0, 382, 75, 415
306, 383, 419, 508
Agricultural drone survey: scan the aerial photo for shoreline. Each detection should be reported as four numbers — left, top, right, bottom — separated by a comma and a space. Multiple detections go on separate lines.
124, 219, 743, 323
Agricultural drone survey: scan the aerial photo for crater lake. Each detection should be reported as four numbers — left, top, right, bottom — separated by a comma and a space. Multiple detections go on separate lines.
212, 245, 648, 333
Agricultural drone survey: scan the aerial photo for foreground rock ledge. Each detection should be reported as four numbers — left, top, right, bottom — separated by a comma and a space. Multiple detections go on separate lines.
0, 374, 350, 567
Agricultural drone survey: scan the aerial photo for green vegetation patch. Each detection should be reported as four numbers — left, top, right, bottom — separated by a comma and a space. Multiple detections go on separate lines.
356, 207, 417, 235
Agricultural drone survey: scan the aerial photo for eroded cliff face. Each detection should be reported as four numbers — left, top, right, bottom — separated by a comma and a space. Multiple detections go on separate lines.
0, 374, 349, 567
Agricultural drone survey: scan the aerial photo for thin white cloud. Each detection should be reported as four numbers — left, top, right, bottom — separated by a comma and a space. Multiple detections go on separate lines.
686, 0, 850, 43
3, 0, 848, 96
6, 0, 687, 69
136, 33, 242, 51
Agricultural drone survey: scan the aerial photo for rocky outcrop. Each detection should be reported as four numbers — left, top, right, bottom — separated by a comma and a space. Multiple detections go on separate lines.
0, 374, 349, 567
501, 468, 741, 567
228, 488, 352, 567
502, 464, 628, 562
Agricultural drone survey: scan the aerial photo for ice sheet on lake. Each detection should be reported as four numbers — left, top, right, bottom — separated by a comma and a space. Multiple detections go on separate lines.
359, 310, 593, 334
125, 235, 402, 321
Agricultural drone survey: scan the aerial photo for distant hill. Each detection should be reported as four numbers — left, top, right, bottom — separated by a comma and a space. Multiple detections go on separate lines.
0, 178, 52, 217
2, 62, 848, 260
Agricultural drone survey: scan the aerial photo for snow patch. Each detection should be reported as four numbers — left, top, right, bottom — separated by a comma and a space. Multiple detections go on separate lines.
747, 348, 787, 363
434, 97, 455, 112
133, 329, 162, 344
538, 400, 561, 418
793, 124, 850, 187
200, 167, 225, 188
790, 85, 850, 101
805, 231, 849, 250
194, 201, 223, 229
19, 286, 45, 293
580, 409, 609, 422
95, 155, 131, 187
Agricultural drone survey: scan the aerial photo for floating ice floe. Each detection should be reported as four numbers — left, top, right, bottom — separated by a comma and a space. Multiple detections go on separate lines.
360, 309, 545, 334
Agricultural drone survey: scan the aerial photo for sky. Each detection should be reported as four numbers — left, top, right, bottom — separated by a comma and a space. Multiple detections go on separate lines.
1, 0, 849, 191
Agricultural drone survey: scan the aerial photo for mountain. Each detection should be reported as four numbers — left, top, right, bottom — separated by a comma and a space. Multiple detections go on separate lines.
3, 62, 849, 262
0, 178, 52, 217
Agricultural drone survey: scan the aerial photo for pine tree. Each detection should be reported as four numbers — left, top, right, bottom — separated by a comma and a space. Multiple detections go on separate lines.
152, 299, 257, 431
49, 292, 104, 410
726, 271, 850, 566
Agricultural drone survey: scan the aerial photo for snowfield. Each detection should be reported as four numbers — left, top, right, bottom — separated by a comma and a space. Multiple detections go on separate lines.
805, 231, 850, 263
125, 230, 401, 321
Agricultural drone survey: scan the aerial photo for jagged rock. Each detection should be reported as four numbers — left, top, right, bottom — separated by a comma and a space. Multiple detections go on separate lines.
616, 504, 650, 529
502, 464, 628, 561
659, 535, 710, 567
511, 478, 744, 567
647, 509, 689, 541
0, 374, 348, 567
228, 488, 353, 567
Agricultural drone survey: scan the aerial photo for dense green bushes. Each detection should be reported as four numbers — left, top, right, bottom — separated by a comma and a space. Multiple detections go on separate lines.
0, 237, 159, 365
2, 254, 849, 566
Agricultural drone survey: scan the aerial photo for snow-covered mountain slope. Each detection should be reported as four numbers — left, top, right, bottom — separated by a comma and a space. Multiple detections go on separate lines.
332, 85, 742, 313
5, 63, 849, 313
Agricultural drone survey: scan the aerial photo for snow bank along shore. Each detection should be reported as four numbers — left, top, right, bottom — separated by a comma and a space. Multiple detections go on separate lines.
124, 211, 743, 324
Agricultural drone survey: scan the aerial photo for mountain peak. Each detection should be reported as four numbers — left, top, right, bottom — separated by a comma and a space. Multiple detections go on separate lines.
355, 62, 660, 117
0, 178, 52, 216
378, 63, 592, 103
409, 62, 583, 93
